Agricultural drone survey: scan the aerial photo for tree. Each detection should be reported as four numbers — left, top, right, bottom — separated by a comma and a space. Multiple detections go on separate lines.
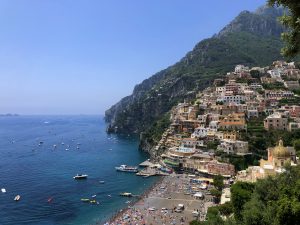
293, 139, 300, 154
218, 201, 234, 217
268, 0, 300, 57
275, 197, 300, 225
242, 196, 266, 225
213, 175, 225, 191
230, 182, 255, 221
210, 189, 222, 204
250, 70, 261, 79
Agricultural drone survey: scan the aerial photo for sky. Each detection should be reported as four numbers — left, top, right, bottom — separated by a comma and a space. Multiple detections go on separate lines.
0, 0, 266, 115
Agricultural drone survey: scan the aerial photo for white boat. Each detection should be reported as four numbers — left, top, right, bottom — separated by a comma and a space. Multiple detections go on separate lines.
1, 188, 6, 193
115, 165, 138, 173
14, 195, 21, 201
120, 192, 132, 197
73, 174, 88, 180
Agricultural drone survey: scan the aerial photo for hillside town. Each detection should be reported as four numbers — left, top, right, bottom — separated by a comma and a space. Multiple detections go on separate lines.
108, 60, 300, 224
152, 60, 299, 182
150, 61, 299, 185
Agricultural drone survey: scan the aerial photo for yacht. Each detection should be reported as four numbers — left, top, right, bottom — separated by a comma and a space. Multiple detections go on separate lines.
73, 174, 88, 180
115, 165, 138, 173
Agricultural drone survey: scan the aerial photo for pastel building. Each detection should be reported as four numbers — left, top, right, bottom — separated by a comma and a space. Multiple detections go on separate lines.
264, 113, 288, 131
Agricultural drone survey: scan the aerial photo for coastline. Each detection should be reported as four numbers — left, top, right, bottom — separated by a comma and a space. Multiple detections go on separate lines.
101, 176, 164, 224
104, 174, 215, 225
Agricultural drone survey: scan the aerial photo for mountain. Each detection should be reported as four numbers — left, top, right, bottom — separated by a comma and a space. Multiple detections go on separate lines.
105, 5, 286, 146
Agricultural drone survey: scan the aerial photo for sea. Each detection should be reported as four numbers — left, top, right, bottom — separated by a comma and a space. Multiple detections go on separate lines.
0, 115, 158, 225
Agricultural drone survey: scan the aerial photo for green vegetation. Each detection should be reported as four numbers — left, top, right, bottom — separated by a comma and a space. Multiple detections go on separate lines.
207, 140, 220, 150
105, 6, 290, 138
262, 81, 286, 90
213, 175, 225, 191
250, 70, 261, 79
292, 88, 300, 95
140, 112, 171, 146
278, 96, 300, 105
190, 165, 300, 225
210, 175, 225, 203
268, 0, 300, 57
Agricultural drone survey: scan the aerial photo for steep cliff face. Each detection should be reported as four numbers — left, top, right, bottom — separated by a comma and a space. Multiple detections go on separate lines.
105, 6, 285, 138
218, 6, 286, 37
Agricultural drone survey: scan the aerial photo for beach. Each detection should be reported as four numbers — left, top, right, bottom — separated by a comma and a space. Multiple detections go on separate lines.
105, 174, 215, 225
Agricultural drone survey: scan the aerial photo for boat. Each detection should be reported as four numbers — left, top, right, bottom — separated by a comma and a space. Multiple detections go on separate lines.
115, 165, 138, 173
48, 197, 53, 203
14, 195, 21, 201
91, 195, 97, 198
107, 194, 112, 198
73, 174, 88, 179
81, 198, 90, 202
120, 192, 132, 197
99, 180, 105, 184
1, 188, 6, 193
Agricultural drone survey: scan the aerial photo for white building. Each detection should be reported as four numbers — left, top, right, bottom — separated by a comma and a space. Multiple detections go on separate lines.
221, 95, 246, 104
235, 65, 249, 73
191, 127, 216, 138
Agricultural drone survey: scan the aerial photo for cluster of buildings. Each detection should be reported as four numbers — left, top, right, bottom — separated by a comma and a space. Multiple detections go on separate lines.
237, 139, 297, 182
154, 61, 299, 179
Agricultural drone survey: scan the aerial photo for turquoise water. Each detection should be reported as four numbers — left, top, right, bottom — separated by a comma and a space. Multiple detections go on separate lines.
0, 115, 157, 225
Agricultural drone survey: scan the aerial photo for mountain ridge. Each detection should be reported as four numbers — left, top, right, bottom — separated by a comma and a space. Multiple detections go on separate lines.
105, 5, 286, 141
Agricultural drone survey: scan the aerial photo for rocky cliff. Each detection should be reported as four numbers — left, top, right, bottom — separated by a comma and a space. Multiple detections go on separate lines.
105, 5, 286, 152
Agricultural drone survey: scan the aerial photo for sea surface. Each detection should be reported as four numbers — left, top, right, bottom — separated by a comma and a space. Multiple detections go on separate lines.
0, 115, 157, 225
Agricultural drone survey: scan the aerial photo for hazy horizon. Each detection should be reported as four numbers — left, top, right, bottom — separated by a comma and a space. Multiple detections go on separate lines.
0, 0, 265, 115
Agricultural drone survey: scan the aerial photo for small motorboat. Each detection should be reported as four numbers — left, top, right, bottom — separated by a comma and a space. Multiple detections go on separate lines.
81, 198, 90, 202
99, 181, 105, 184
90, 200, 97, 204
47, 197, 53, 203
91, 195, 97, 198
14, 195, 21, 201
120, 192, 132, 197
107, 194, 112, 198
1, 188, 6, 193
73, 174, 88, 180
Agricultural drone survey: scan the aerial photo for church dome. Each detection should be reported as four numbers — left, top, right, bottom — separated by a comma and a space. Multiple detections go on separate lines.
273, 139, 290, 158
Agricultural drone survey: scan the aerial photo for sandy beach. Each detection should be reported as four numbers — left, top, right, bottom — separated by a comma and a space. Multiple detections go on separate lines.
105, 174, 215, 225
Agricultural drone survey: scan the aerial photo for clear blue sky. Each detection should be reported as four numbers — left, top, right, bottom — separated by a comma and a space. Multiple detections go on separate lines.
0, 0, 266, 115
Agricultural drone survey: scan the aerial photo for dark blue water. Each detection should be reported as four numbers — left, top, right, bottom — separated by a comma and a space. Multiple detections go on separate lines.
0, 115, 157, 225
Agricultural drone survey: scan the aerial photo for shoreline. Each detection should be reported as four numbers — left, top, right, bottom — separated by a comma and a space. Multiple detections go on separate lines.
101, 176, 165, 224
104, 174, 214, 225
